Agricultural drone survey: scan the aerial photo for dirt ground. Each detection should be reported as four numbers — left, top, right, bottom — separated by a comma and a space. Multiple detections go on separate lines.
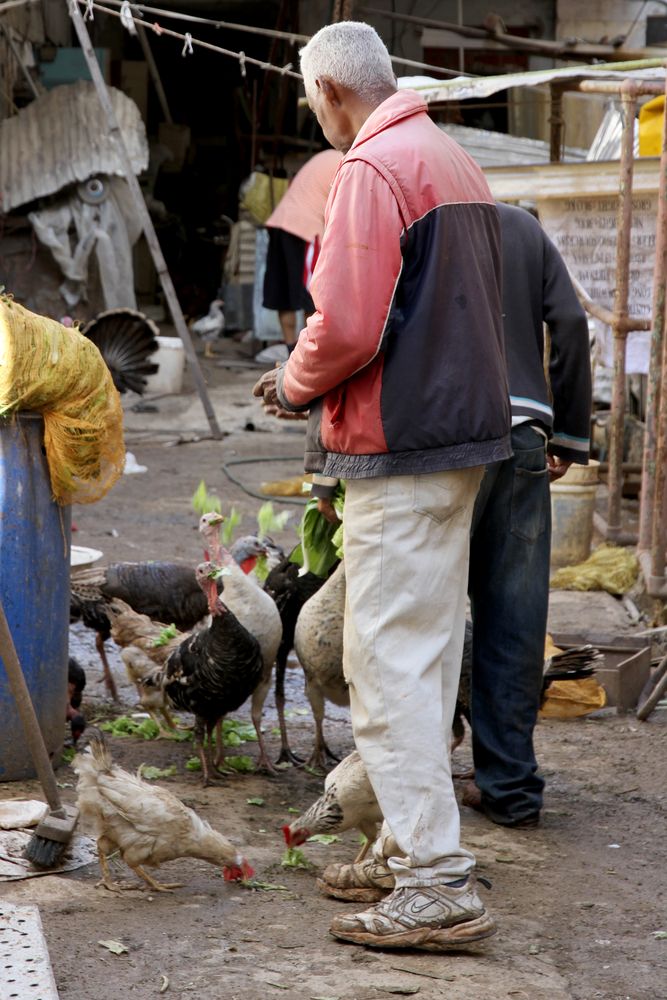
2, 340, 667, 1000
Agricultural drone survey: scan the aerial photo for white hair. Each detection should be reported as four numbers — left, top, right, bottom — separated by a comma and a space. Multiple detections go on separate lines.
300, 21, 396, 104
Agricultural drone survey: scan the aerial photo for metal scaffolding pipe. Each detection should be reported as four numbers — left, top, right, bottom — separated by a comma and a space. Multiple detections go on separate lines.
639, 70, 667, 556
606, 81, 639, 541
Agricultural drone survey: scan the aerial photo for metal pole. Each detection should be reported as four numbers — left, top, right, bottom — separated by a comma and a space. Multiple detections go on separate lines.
68, 1, 222, 439
639, 68, 667, 554
136, 24, 173, 125
549, 83, 564, 163
650, 258, 667, 586
0, 21, 40, 97
606, 81, 638, 541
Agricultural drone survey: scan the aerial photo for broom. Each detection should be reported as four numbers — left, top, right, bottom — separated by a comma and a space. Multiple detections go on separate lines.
0, 598, 78, 867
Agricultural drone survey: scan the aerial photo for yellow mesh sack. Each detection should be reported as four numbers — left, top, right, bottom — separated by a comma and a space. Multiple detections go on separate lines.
0, 297, 125, 505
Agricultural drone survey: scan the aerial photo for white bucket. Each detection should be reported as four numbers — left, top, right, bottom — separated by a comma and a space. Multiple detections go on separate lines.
550, 460, 600, 569
144, 336, 185, 395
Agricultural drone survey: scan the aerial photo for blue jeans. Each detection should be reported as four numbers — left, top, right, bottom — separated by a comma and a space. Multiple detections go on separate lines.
468, 424, 551, 824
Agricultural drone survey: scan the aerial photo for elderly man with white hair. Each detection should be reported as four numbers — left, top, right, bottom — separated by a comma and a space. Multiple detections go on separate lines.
254, 21, 510, 952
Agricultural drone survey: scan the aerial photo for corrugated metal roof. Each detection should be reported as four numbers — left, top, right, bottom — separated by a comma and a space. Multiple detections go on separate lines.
441, 124, 586, 168
399, 62, 665, 104
0, 80, 148, 213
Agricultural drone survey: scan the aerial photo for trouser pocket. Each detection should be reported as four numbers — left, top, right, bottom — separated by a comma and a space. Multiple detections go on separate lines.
511, 465, 549, 542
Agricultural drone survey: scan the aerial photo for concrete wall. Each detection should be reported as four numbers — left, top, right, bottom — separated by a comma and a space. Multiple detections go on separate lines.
557, 0, 667, 49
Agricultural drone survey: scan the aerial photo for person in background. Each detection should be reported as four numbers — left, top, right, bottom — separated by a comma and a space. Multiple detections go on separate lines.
263, 148, 342, 353
254, 21, 511, 952
464, 202, 592, 827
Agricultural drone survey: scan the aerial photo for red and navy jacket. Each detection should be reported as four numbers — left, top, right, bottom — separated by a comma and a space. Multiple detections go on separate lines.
275, 89, 512, 480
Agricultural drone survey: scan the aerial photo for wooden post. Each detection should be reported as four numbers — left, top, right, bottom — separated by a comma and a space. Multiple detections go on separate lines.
69, 0, 222, 439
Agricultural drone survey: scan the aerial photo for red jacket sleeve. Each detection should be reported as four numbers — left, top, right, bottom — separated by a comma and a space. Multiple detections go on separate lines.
278, 159, 405, 408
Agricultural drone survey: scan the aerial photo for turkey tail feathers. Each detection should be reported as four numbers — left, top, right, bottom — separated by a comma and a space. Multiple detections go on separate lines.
82, 308, 159, 395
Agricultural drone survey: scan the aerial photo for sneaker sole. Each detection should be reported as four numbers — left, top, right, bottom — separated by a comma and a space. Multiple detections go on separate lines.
330, 911, 497, 952
316, 878, 388, 903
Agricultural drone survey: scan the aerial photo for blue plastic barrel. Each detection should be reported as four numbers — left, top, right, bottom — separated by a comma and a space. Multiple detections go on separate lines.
0, 414, 71, 780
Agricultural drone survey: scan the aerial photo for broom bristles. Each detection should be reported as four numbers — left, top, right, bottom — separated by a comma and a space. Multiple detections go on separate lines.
23, 803, 79, 869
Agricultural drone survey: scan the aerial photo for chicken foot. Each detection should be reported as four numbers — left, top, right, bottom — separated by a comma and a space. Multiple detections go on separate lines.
129, 865, 183, 892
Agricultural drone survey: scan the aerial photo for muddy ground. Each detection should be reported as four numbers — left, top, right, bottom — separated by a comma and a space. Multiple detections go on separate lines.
2, 340, 667, 1000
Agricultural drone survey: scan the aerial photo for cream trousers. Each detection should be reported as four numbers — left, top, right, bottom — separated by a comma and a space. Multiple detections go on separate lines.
342, 467, 484, 886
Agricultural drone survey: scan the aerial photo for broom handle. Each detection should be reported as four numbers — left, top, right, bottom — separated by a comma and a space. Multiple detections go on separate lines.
0, 599, 64, 815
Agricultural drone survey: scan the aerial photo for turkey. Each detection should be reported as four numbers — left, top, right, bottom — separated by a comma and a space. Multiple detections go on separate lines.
120, 645, 179, 732
283, 750, 382, 861
293, 561, 349, 769
199, 515, 283, 773
161, 561, 264, 786
79, 308, 159, 394
70, 560, 212, 700
191, 299, 224, 358
264, 555, 333, 765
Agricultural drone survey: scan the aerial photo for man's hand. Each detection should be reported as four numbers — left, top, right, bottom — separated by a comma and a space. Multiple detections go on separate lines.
252, 368, 280, 406
317, 497, 341, 525
262, 402, 308, 421
547, 455, 572, 481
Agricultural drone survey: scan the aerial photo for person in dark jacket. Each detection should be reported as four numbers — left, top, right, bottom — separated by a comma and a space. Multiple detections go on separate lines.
464, 202, 592, 827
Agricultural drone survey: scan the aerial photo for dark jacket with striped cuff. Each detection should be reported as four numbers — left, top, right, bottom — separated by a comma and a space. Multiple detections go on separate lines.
498, 202, 591, 464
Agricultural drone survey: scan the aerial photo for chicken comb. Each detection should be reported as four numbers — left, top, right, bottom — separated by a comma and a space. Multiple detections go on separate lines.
281, 824, 292, 846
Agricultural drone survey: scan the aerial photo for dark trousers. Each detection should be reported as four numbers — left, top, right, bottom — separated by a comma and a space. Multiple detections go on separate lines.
468, 424, 551, 823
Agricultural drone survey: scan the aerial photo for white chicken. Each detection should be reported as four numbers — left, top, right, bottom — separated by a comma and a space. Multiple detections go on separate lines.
191, 298, 225, 358
199, 515, 283, 773
283, 750, 382, 861
74, 729, 254, 892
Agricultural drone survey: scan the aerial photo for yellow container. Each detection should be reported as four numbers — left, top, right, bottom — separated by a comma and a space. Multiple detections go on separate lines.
550, 460, 600, 569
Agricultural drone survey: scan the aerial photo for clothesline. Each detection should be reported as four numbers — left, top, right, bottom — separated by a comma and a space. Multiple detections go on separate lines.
76, 0, 304, 79
0, 0, 38, 15
86, 0, 473, 79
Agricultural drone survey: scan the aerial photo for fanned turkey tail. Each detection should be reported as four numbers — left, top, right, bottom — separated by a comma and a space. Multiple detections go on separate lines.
82, 308, 159, 394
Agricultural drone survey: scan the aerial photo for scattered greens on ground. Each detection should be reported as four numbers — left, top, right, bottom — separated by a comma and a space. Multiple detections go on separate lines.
100, 716, 161, 740
247, 797, 265, 807
151, 623, 179, 647
225, 755, 255, 773
281, 847, 313, 869
185, 756, 202, 771
61, 747, 76, 764
241, 880, 289, 892
138, 764, 177, 780
287, 807, 300, 814
306, 834, 339, 845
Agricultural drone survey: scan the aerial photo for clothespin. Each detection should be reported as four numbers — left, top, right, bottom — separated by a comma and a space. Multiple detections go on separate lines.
152, 20, 163, 35
239, 51, 246, 78
280, 62, 293, 74
84, 0, 94, 21
182, 32, 193, 56
120, 0, 136, 35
